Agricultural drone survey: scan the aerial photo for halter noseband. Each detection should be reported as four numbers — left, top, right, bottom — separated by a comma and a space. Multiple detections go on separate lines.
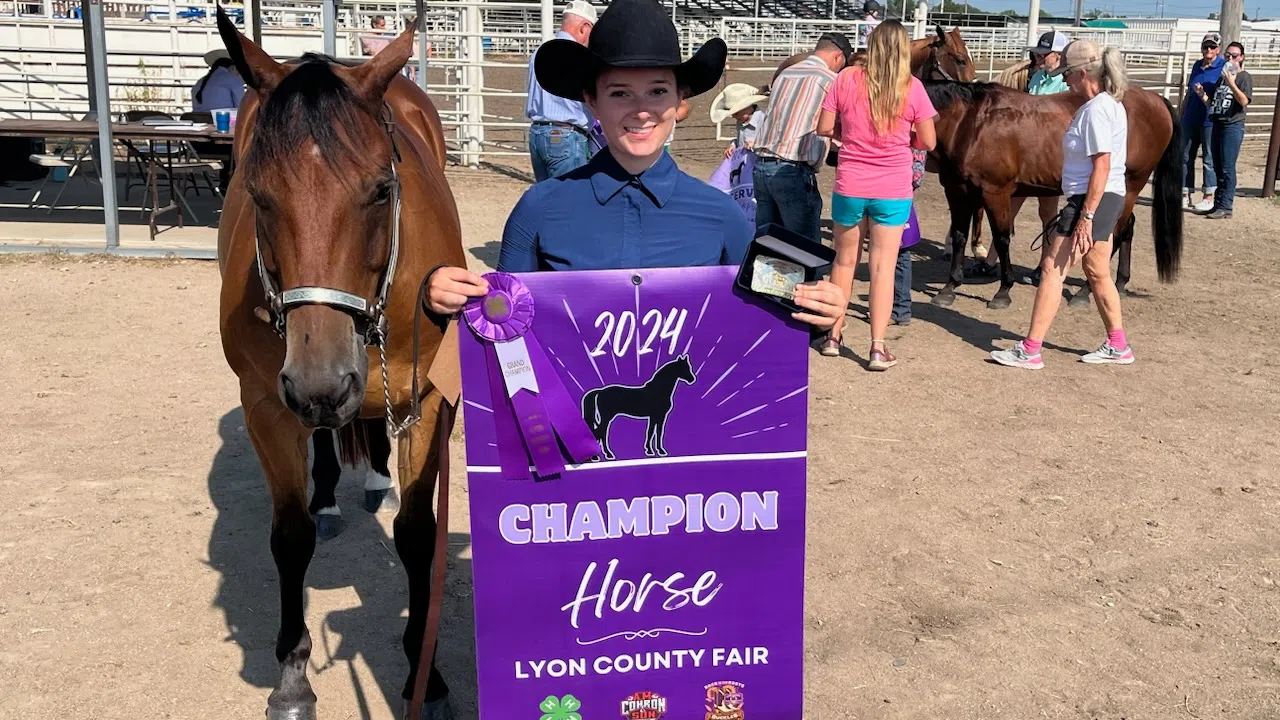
254, 104, 404, 347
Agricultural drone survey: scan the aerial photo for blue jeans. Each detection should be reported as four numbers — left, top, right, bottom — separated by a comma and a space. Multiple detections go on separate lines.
753, 159, 823, 242
1181, 121, 1216, 195
528, 124, 589, 182
893, 244, 912, 322
1211, 120, 1245, 211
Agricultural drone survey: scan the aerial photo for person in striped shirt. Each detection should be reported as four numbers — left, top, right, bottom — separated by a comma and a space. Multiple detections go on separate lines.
751, 32, 852, 243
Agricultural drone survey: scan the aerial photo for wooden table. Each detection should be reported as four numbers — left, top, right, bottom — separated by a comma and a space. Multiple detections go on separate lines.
0, 119, 234, 238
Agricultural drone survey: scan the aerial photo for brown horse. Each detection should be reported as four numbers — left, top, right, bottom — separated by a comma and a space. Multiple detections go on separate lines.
213, 7, 464, 720
922, 79, 1184, 309
766, 26, 976, 90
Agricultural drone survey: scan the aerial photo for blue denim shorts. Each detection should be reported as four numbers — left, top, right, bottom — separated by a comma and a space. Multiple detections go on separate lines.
831, 193, 913, 227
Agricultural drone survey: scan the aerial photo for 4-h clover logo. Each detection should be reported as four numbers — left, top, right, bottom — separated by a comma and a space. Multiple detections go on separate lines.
539, 694, 582, 720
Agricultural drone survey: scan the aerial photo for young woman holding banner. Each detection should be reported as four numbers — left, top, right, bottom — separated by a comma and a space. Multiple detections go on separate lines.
422, 0, 846, 333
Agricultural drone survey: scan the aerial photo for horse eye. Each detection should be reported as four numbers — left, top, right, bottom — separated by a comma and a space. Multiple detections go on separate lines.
372, 183, 392, 205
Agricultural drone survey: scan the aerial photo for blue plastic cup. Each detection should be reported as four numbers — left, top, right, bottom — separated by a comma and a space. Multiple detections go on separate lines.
213, 109, 231, 133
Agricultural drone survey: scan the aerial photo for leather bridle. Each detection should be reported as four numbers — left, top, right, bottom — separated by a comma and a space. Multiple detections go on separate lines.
923, 40, 960, 82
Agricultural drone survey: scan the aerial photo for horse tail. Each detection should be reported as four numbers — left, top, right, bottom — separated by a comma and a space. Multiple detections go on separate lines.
336, 419, 374, 469
583, 390, 600, 426
1151, 95, 1184, 283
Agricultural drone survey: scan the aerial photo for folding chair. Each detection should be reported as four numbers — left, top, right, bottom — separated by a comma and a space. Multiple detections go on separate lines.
26, 141, 97, 214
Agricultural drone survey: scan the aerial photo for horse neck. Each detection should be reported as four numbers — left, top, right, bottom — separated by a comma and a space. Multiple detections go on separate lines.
909, 41, 933, 75
655, 361, 684, 384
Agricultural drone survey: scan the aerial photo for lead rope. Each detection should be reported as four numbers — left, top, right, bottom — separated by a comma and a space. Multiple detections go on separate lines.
1028, 209, 1066, 253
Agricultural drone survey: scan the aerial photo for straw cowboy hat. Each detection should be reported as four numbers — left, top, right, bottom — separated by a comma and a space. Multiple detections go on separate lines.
709, 83, 767, 124
203, 48, 231, 66
534, 0, 728, 102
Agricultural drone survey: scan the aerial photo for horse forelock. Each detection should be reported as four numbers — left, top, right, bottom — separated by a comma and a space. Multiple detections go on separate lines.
243, 56, 388, 190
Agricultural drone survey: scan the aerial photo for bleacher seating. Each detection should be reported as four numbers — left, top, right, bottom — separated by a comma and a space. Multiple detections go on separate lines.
679, 0, 864, 20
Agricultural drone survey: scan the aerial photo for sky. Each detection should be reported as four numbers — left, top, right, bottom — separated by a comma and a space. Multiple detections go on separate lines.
960, 0, 1278, 19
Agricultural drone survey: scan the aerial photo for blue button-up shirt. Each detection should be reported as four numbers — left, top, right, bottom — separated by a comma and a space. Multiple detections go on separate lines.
192, 66, 246, 112
525, 31, 593, 129
497, 148, 754, 272
1184, 55, 1225, 128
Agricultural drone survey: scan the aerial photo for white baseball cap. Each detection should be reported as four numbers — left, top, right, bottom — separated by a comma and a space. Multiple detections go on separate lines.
1030, 30, 1070, 55
564, 0, 598, 23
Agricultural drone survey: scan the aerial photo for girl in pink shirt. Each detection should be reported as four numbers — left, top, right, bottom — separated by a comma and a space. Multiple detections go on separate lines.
816, 20, 936, 370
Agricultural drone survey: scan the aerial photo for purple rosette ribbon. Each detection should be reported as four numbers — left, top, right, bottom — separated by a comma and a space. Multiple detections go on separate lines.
463, 272, 599, 480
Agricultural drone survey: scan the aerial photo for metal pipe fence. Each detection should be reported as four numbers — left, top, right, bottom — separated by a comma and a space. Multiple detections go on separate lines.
3, 7, 1280, 165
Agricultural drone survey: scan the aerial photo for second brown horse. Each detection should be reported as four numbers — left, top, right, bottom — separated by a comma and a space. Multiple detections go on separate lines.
923, 80, 1184, 309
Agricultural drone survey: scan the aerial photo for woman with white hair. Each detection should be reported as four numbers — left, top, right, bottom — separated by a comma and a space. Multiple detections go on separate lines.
992, 39, 1135, 370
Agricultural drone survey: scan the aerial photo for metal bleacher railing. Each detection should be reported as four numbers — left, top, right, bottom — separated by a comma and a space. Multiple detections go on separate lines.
1, 0, 1278, 165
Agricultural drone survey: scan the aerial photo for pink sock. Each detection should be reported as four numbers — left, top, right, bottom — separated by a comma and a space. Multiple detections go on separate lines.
1107, 328, 1127, 350
1022, 337, 1043, 355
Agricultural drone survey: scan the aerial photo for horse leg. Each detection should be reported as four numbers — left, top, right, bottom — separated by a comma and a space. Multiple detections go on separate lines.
982, 191, 1016, 309
243, 391, 319, 720
654, 415, 669, 457
362, 418, 399, 513
394, 395, 453, 719
931, 183, 973, 307
308, 429, 344, 541
643, 419, 656, 457
1115, 212, 1136, 294
599, 418, 616, 461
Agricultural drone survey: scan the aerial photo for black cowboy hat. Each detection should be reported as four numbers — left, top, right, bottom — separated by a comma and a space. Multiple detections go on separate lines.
534, 0, 727, 102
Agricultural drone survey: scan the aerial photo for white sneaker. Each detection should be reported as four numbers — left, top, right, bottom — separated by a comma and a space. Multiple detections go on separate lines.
990, 341, 1044, 370
1193, 198, 1215, 213
1080, 342, 1135, 365
1182, 195, 1193, 210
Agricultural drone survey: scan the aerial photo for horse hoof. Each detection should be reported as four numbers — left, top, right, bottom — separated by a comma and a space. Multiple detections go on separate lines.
363, 487, 399, 514
931, 291, 956, 307
267, 702, 317, 720
1068, 292, 1092, 308
314, 513, 345, 542
986, 295, 1011, 310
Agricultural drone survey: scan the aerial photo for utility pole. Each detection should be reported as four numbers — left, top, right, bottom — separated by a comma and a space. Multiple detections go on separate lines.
1073, 0, 1083, 25
1220, 0, 1242, 44
1027, 0, 1041, 47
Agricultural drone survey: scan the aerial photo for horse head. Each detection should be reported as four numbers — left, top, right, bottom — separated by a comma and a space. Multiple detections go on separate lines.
674, 354, 696, 385
919, 26, 976, 83
216, 8, 416, 428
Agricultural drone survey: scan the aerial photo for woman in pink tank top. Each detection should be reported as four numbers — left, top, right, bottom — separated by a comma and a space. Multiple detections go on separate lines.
816, 20, 937, 371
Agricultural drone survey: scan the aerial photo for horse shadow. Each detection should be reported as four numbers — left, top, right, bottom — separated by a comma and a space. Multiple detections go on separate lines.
206, 408, 479, 720
467, 240, 502, 270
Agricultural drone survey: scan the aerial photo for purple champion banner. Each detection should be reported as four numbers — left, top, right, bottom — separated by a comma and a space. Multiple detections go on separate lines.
460, 265, 809, 720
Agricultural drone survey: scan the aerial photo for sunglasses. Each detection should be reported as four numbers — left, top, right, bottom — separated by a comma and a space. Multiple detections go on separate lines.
1227, 51, 1243, 59
1203, 44, 1219, 51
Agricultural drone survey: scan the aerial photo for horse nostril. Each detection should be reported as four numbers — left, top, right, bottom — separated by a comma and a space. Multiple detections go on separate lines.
335, 373, 359, 407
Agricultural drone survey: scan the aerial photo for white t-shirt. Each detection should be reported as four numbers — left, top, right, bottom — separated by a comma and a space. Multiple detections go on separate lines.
1062, 92, 1127, 196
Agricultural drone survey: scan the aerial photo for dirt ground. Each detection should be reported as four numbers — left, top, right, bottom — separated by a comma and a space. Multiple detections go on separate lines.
3, 62, 1280, 720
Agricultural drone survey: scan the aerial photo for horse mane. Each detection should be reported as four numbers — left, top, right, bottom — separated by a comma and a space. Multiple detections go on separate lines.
922, 79, 996, 111
243, 53, 385, 185
994, 59, 1033, 91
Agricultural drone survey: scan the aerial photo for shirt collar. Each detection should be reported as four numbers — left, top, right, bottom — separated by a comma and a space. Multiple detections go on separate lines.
590, 148, 678, 208
555, 30, 575, 41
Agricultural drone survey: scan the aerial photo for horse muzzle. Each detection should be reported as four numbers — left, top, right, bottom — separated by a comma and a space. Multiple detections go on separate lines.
277, 306, 369, 429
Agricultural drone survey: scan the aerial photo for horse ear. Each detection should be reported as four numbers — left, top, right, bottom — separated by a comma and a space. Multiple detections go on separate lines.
935, 24, 946, 42
346, 23, 416, 104
217, 4, 287, 92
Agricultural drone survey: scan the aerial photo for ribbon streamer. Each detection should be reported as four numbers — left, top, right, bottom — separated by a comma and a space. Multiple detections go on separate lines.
464, 273, 599, 480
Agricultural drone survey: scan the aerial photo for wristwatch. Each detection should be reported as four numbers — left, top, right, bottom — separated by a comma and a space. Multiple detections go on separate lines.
1083, 210, 1095, 220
